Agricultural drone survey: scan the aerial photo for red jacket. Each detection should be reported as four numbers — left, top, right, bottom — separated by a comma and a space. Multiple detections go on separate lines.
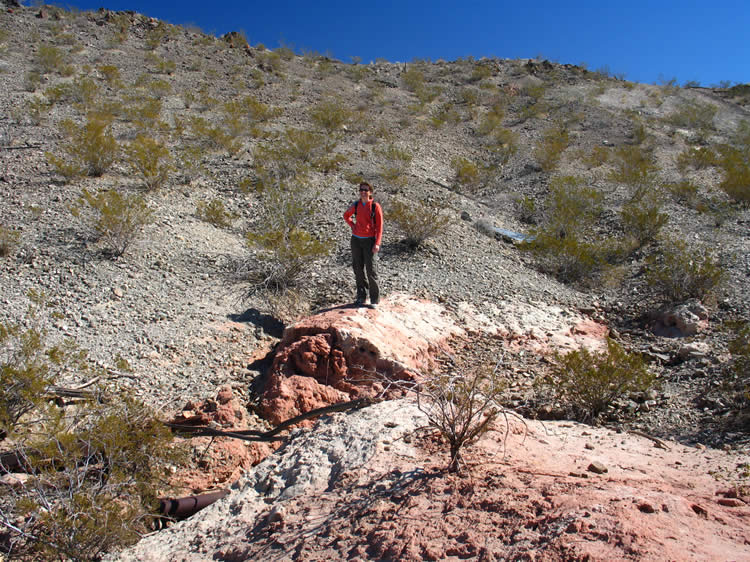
344, 198, 383, 246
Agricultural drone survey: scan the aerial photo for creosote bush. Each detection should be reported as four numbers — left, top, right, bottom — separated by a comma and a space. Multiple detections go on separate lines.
0, 225, 20, 257
417, 363, 505, 472
375, 144, 412, 186
387, 194, 451, 250
540, 338, 655, 421
620, 187, 668, 249
646, 238, 725, 303
124, 134, 173, 190
48, 116, 119, 178
608, 145, 658, 187
196, 198, 235, 228
71, 188, 154, 257
716, 144, 750, 202
533, 124, 569, 172
0, 301, 181, 559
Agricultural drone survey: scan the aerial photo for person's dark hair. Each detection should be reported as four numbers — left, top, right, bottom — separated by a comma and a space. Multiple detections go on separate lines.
359, 182, 373, 192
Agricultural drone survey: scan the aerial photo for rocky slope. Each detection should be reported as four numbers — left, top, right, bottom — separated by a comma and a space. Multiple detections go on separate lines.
1, 4, 749, 559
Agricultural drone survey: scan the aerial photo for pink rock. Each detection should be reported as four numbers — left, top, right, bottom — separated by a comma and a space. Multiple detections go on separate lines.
258, 294, 463, 425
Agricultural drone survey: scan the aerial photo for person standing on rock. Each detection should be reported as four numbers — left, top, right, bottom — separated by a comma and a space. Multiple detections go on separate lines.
343, 182, 383, 307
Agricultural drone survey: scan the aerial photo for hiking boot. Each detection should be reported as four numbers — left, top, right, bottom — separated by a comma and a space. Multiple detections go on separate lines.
354, 298, 365, 306
369, 300, 379, 309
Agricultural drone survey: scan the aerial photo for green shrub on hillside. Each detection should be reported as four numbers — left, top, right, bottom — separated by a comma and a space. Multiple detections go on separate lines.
240, 184, 330, 294
309, 97, 351, 134
716, 145, 750, 202
388, 194, 451, 250
0, 302, 181, 558
376, 144, 413, 186
666, 99, 717, 132
728, 322, 750, 411
521, 176, 609, 282
49, 116, 118, 178
533, 124, 569, 172
450, 156, 482, 191
71, 188, 154, 257
581, 145, 610, 169
647, 238, 725, 303
0, 225, 20, 258
620, 187, 668, 249
196, 198, 235, 228
676, 146, 717, 172
608, 145, 658, 187
124, 135, 173, 190
35, 43, 73, 75
539, 338, 655, 421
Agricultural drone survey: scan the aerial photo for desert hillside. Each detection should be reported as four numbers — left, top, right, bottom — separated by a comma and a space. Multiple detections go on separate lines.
0, 4, 749, 560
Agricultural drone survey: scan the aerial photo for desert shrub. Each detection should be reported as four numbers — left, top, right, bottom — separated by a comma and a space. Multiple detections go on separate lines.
581, 145, 610, 168
0, 307, 180, 560
196, 198, 235, 228
0, 226, 20, 258
315, 152, 348, 173
387, 194, 451, 250
646, 238, 725, 303
486, 127, 518, 168
676, 146, 717, 172
175, 145, 210, 184
514, 195, 538, 225
477, 104, 505, 136
545, 176, 603, 237
35, 43, 72, 75
145, 22, 173, 50
430, 102, 461, 128
146, 52, 176, 75
49, 116, 118, 178
522, 233, 608, 283
401, 66, 425, 93
257, 50, 284, 73
416, 363, 505, 472
238, 184, 330, 294
98, 64, 121, 85
533, 124, 569, 172
540, 338, 655, 421
450, 156, 482, 190
665, 179, 701, 206
123, 135, 172, 190
469, 63, 493, 83
309, 97, 351, 134
123, 95, 163, 132
608, 145, 658, 187
520, 176, 609, 282
44, 75, 99, 109
716, 145, 750, 202
71, 188, 154, 257
188, 115, 240, 155
23, 69, 43, 92
376, 144, 412, 186
221, 95, 281, 141
23, 96, 50, 125
620, 187, 668, 248
666, 99, 717, 132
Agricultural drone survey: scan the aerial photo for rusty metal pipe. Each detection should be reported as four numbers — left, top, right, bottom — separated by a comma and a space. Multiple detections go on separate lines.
159, 489, 229, 519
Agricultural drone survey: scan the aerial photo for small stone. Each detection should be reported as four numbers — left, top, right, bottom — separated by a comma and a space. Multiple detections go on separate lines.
112, 286, 124, 298
717, 498, 745, 507
587, 461, 608, 474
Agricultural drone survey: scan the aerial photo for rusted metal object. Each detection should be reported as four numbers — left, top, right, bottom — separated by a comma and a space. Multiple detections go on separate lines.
159, 489, 229, 520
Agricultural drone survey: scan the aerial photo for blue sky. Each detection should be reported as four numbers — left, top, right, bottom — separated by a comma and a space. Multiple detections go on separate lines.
45, 0, 748, 87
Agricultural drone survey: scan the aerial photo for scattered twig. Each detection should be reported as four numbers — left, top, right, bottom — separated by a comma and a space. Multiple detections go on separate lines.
627, 429, 671, 451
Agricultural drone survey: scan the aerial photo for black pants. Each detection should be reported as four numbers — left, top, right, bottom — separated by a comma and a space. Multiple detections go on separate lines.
351, 236, 379, 303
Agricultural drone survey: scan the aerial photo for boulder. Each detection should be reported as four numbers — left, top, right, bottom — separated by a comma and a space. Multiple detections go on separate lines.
257, 293, 463, 425
652, 301, 709, 337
